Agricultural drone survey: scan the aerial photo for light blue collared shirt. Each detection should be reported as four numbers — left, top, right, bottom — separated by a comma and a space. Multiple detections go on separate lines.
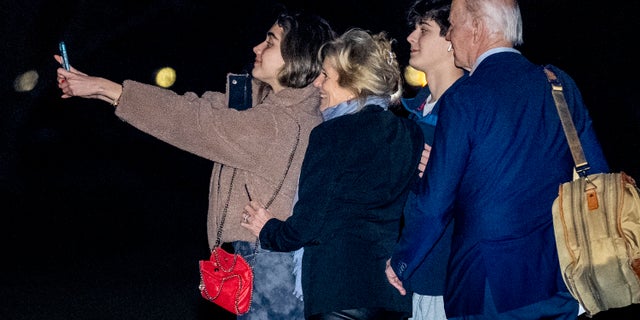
470, 47, 521, 76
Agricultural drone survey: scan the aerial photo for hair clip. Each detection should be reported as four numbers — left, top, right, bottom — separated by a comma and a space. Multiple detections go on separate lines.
386, 49, 395, 65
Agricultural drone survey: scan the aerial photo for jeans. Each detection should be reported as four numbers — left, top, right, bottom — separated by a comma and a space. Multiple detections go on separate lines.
234, 241, 304, 320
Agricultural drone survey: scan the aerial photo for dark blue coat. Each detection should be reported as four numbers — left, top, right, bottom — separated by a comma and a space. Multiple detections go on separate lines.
260, 105, 423, 317
391, 52, 609, 317
399, 75, 466, 295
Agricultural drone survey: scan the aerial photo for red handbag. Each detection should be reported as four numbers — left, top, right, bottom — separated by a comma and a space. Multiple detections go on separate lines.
198, 133, 298, 314
199, 247, 253, 315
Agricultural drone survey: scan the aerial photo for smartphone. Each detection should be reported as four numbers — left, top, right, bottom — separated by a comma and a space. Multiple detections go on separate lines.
58, 41, 70, 70
228, 74, 252, 110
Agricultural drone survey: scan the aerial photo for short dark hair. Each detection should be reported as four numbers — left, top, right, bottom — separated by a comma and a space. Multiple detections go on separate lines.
407, 0, 452, 37
276, 11, 336, 88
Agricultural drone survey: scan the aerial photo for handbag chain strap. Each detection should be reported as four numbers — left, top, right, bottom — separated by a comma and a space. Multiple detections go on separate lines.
543, 66, 590, 177
213, 120, 302, 259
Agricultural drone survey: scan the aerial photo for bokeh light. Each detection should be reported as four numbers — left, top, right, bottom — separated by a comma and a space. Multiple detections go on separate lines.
14, 70, 39, 92
154, 67, 176, 88
404, 65, 427, 87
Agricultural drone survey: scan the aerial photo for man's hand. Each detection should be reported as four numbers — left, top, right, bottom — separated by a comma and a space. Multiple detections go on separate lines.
385, 259, 406, 295
418, 143, 431, 178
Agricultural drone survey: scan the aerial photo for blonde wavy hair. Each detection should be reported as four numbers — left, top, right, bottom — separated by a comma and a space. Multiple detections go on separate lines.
318, 28, 403, 111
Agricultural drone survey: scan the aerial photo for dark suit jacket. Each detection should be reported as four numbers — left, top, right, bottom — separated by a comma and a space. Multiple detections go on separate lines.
260, 105, 423, 317
391, 52, 609, 317
400, 75, 468, 296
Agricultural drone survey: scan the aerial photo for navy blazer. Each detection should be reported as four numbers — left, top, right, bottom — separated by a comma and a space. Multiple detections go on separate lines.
391, 52, 609, 317
260, 105, 423, 317
399, 75, 466, 295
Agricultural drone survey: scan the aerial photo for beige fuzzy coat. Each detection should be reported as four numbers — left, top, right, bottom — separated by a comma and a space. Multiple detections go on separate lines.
114, 76, 322, 245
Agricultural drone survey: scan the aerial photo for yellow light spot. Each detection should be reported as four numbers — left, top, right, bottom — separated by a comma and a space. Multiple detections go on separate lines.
404, 65, 427, 87
155, 67, 176, 88
14, 70, 39, 92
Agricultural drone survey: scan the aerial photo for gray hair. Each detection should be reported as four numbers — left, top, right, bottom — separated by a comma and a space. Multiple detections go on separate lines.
467, 0, 523, 45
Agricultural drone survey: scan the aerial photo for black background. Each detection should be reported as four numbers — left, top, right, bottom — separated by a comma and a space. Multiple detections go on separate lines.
1, 1, 639, 319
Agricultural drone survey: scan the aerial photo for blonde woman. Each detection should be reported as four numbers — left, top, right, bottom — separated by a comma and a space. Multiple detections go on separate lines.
242, 28, 423, 320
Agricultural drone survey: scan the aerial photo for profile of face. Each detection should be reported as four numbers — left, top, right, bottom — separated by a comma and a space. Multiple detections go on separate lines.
407, 18, 452, 73
312, 58, 354, 111
252, 23, 286, 92
446, 0, 475, 70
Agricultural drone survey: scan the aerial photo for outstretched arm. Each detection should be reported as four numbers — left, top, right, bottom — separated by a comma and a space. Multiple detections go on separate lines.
54, 54, 123, 106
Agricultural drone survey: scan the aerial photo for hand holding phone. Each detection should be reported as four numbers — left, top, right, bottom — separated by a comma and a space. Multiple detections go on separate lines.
58, 41, 70, 70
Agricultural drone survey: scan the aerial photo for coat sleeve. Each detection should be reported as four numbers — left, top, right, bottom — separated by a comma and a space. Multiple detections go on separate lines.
259, 124, 337, 252
390, 91, 468, 281
114, 80, 294, 172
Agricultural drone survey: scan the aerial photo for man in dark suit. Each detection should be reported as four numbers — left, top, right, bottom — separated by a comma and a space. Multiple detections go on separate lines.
386, 0, 609, 319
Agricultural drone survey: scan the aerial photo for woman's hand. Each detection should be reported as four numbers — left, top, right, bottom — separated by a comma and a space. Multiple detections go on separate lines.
240, 200, 273, 237
54, 54, 122, 105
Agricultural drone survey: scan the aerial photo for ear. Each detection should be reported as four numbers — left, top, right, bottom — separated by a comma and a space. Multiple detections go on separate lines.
471, 17, 482, 43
